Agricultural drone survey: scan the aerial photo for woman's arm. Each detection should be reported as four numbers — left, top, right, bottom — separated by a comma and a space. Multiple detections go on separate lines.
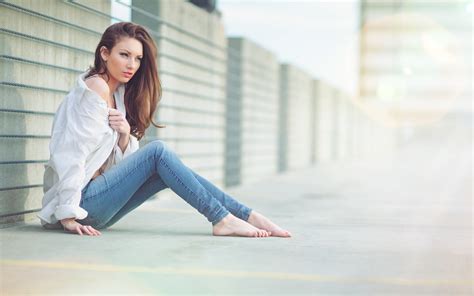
50, 83, 110, 232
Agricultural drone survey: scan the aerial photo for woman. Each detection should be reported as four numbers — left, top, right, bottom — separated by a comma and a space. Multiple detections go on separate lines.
37, 22, 291, 238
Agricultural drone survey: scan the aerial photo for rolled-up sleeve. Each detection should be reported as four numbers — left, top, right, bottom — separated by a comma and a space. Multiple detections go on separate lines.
113, 134, 139, 164
51, 94, 108, 221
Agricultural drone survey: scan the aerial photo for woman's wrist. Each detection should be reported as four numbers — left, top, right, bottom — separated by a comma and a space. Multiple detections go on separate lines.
118, 132, 130, 152
60, 218, 76, 225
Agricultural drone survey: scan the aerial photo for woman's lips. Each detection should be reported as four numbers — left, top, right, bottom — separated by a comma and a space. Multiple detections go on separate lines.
123, 72, 133, 78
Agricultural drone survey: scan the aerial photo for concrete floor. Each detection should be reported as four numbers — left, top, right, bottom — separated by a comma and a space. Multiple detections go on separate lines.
1, 120, 472, 295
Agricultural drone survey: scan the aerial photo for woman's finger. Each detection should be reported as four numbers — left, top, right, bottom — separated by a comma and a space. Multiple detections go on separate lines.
82, 226, 94, 236
87, 226, 101, 236
76, 226, 83, 236
84, 227, 94, 235
81, 226, 91, 235
90, 226, 101, 234
88, 226, 100, 236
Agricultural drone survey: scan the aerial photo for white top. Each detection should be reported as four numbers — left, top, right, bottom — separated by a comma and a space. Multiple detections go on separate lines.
37, 72, 140, 228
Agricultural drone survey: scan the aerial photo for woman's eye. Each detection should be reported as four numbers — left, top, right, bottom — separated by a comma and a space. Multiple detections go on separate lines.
120, 53, 128, 57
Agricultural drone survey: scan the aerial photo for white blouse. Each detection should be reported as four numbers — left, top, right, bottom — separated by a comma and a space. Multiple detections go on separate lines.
37, 72, 139, 228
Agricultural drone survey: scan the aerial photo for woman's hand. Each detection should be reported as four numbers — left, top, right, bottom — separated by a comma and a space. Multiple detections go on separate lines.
60, 218, 102, 236
108, 109, 130, 136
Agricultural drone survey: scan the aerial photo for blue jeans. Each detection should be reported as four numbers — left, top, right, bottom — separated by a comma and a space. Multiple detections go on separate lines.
77, 140, 252, 230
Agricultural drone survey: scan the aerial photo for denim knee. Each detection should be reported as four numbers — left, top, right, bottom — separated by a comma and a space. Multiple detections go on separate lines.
149, 140, 167, 160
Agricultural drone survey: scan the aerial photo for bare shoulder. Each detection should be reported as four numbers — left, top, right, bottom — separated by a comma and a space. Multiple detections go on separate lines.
84, 75, 110, 103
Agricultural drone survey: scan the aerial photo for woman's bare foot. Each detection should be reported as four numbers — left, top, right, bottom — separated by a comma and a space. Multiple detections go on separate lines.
247, 211, 292, 237
213, 213, 271, 238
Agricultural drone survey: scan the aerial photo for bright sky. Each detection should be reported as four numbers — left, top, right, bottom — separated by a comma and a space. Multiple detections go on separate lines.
218, 0, 360, 95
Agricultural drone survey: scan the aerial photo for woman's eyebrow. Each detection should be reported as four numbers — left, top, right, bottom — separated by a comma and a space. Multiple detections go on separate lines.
120, 48, 143, 57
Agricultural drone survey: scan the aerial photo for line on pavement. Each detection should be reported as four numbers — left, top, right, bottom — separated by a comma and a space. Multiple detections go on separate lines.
1, 259, 471, 287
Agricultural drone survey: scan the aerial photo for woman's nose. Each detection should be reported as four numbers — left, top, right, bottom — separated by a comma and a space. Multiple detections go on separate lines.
127, 59, 137, 69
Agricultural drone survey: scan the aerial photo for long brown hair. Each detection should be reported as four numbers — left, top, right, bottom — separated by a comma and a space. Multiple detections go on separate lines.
86, 21, 165, 140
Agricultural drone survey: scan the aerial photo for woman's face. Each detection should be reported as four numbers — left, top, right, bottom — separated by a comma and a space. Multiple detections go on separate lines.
101, 37, 143, 84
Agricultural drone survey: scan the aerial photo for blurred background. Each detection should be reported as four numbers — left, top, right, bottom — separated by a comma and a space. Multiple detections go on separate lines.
0, 0, 472, 234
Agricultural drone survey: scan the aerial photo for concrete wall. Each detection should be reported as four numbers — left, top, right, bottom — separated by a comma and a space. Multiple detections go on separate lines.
335, 90, 351, 161
224, 39, 242, 187
279, 64, 314, 171
226, 37, 279, 186
314, 81, 336, 162
0, 0, 111, 225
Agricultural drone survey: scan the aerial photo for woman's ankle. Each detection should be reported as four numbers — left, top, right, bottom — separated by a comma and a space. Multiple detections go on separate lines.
213, 212, 232, 227
247, 210, 259, 224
